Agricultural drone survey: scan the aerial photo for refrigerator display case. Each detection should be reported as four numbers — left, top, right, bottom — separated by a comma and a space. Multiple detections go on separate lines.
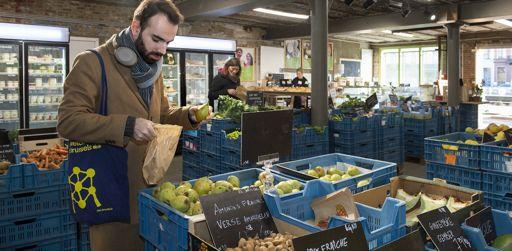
0, 43, 21, 131
162, 52, 180, 107
0, 23, 69, 131
212, 53, 233, 75
185, 52, 209, 106
26, 44, 67, 129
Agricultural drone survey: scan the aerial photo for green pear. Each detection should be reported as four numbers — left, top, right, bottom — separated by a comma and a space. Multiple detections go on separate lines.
276, 181, 292, 194
341, 174, 351, 179
152, 187, 161, 198
330, 174, 342, 181
175, 185, 190, 196
185, 188, 199, 203
179, 181, 192, 189
159, 188, 176, 205
253, 180, 262, 187
191, 201, 203, 215
347, 167, 361, 176
215, 180, 234, 190
306, 169, 319, 178
227, 175, 240, 188
170, 195, 191, 213
192, 178, 212, 196
276, 188, 284, 196
291, 189, 300, 193
194, 103, 210, 122
314, 166, 326, 177
287, 180, 302, 190
160, 181, 175, 191
211, 185, 229, 194
327, 167, 339, 175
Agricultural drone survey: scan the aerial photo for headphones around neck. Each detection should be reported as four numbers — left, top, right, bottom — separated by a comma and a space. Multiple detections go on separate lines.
114, 46, 138, 67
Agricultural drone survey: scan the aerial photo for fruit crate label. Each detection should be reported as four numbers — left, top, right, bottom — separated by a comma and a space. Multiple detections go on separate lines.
375, 229, 426, 251
389, 94, 398, 104
365, 93, 378, 110
199, 186, 278, 250
465, 206, 497, 246
417, 206, 474, 251
292, 222, 368, 251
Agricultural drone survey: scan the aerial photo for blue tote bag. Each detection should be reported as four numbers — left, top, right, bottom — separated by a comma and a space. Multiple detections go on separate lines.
67, 50, 130, 225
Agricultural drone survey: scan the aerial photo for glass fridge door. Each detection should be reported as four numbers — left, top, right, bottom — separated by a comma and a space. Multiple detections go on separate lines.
0, 43, 21, 131
26, 44, 67, 129
185, 52, 208, 106
212, 53, 233, 75
163, 51, 180, 107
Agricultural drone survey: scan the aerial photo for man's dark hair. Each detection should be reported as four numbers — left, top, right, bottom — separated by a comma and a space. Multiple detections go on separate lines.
133, 0, 184, 30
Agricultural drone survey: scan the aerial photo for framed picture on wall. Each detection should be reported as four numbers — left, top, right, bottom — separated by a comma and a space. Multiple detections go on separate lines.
284, 39, 301, 69
302, 40, 312, 69
328, 42, 334, 71
238, 47, 255, 82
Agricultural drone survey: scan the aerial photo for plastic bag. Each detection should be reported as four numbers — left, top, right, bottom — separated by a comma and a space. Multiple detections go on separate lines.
143, 124, 182, 185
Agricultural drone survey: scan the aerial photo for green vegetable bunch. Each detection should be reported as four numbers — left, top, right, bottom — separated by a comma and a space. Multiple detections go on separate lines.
216, 95, 283, 122
331, 114, 343, 121
337, 95, 365, 109
226, 130, 241, 140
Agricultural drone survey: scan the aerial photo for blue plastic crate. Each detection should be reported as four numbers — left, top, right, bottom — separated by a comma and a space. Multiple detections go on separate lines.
482, 170, 512, 197
0, 210, 76, 249
4, 235, 78, 251
377, 113, 403, 130
333, 141, 377, 157
331, 129, 374, 146
222, 148, 242, 167
481, 141, 512, 173
424, 133, 481, 169
292, 142, 329, 160
484, 192, 512, 211
0, 185, 69, 221
404, 115, 438, 135
182, 148, 201, 168
183, 162, 210, 180
200, 118, 239, 132
0, 163, 23, 194
274, 153, 396, 193
461, 209, 512, 251
379, 147, 404, 165
138, 168, 304, 251
182, 130, 199, 152
293, 109, 311, 127
199, 152, 221, 174
199, 130, 221, 156
221, 130, 241, 151
426, 162, 482, 190
78, 224, 89, 251
293, 126, 329, 145
329, 115, 378, 132
263, 180, 406, 250
380, 134, 402, 149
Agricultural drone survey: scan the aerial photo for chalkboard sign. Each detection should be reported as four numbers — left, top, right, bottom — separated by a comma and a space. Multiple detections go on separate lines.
247, 91, 264, 106
200, 186, 278, 250
375, 230, 426, 251
482, 132, 495, 143
504, 129, 512, 145
365, 93, 378, 110
405, 96, 413, 103
465, 206, 497, 245
340, 60, 361, 77
389, 94, 398, 104
292, 222, 369, 251
242, 110, 292, 166
417, 206, 474, 251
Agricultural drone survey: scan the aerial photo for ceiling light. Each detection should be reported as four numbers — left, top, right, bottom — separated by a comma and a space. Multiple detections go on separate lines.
496, 19, 512, 27
382, 30, 393, 34
401, 0, 411, 18
253, 8, 309, 20
0, 23, 69, 42
344, 0, 355, 6
363, 0, 378, 10
430, 14, 437, 21
394, 32, 414, 38
425, 9, 438, 22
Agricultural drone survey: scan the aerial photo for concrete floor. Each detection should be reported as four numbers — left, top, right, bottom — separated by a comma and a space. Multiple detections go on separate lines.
164, 155, 428, 182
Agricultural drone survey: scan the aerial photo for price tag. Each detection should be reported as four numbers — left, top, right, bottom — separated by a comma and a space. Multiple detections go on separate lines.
247, 91, 264, 106
365, 93, 378, 110
465, 206, 497, 245
389, 94, 398, 104
482, 132, 495, 143
504, 129, 512, 145
445, 154, 457, 165
200, 187, 278, 250
292, 222, 369, 251
417, 206, 475, 251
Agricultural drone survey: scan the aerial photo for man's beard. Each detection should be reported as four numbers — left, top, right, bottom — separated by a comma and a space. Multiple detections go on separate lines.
135, 35, 163, 64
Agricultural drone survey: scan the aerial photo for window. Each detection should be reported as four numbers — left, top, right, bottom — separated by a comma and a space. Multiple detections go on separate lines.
381, 49, 399, 86
421, 47, 439, 85
379, 46, 439, 87
400, 48, 419, 86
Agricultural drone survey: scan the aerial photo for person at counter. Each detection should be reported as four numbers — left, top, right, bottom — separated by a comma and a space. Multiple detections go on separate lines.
208, 58, 242, 108
57, 1, 212, 250
291, 68, 308, 108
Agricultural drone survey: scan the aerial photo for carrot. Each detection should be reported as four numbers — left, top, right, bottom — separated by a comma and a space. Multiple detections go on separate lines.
48, 162, 59, 169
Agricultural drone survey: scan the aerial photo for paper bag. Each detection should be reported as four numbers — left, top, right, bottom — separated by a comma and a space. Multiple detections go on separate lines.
235, 85, 248, 101
311, 188, 360, 229
143, 124, 182, 185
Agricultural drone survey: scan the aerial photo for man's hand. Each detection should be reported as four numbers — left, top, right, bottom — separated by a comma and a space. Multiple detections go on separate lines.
189, 105, 213, 126
227, 88, 237, 96
133, 118, 156, 142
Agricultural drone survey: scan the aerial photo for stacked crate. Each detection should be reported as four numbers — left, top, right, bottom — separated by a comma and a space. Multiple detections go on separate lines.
424, 132, 483, 191
291, 126, 329, 160
480, 140, 512, 211
181, 130, 204, 180
459, 103, 478, 130
403, 110, 439, 158
0, 160, 77, 251
330, 115, 379, 159
376, 113, 404, 165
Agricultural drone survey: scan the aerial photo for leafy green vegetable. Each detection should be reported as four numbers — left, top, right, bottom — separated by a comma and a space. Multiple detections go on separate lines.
216, 95, 283, 122
312, 126, 325, 134
337, 95, 365, 109
226, 130, 241, 140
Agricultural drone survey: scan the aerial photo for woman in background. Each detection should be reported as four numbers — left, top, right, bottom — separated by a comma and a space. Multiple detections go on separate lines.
291, 68, 308, 109
208, 58, 242, 108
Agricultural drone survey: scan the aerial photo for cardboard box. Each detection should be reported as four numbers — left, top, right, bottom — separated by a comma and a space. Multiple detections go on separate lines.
18, 127, 63, 152
353, 175, 483, 227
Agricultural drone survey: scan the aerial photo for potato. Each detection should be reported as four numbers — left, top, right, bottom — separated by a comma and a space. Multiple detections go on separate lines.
239, 238, 246, 247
